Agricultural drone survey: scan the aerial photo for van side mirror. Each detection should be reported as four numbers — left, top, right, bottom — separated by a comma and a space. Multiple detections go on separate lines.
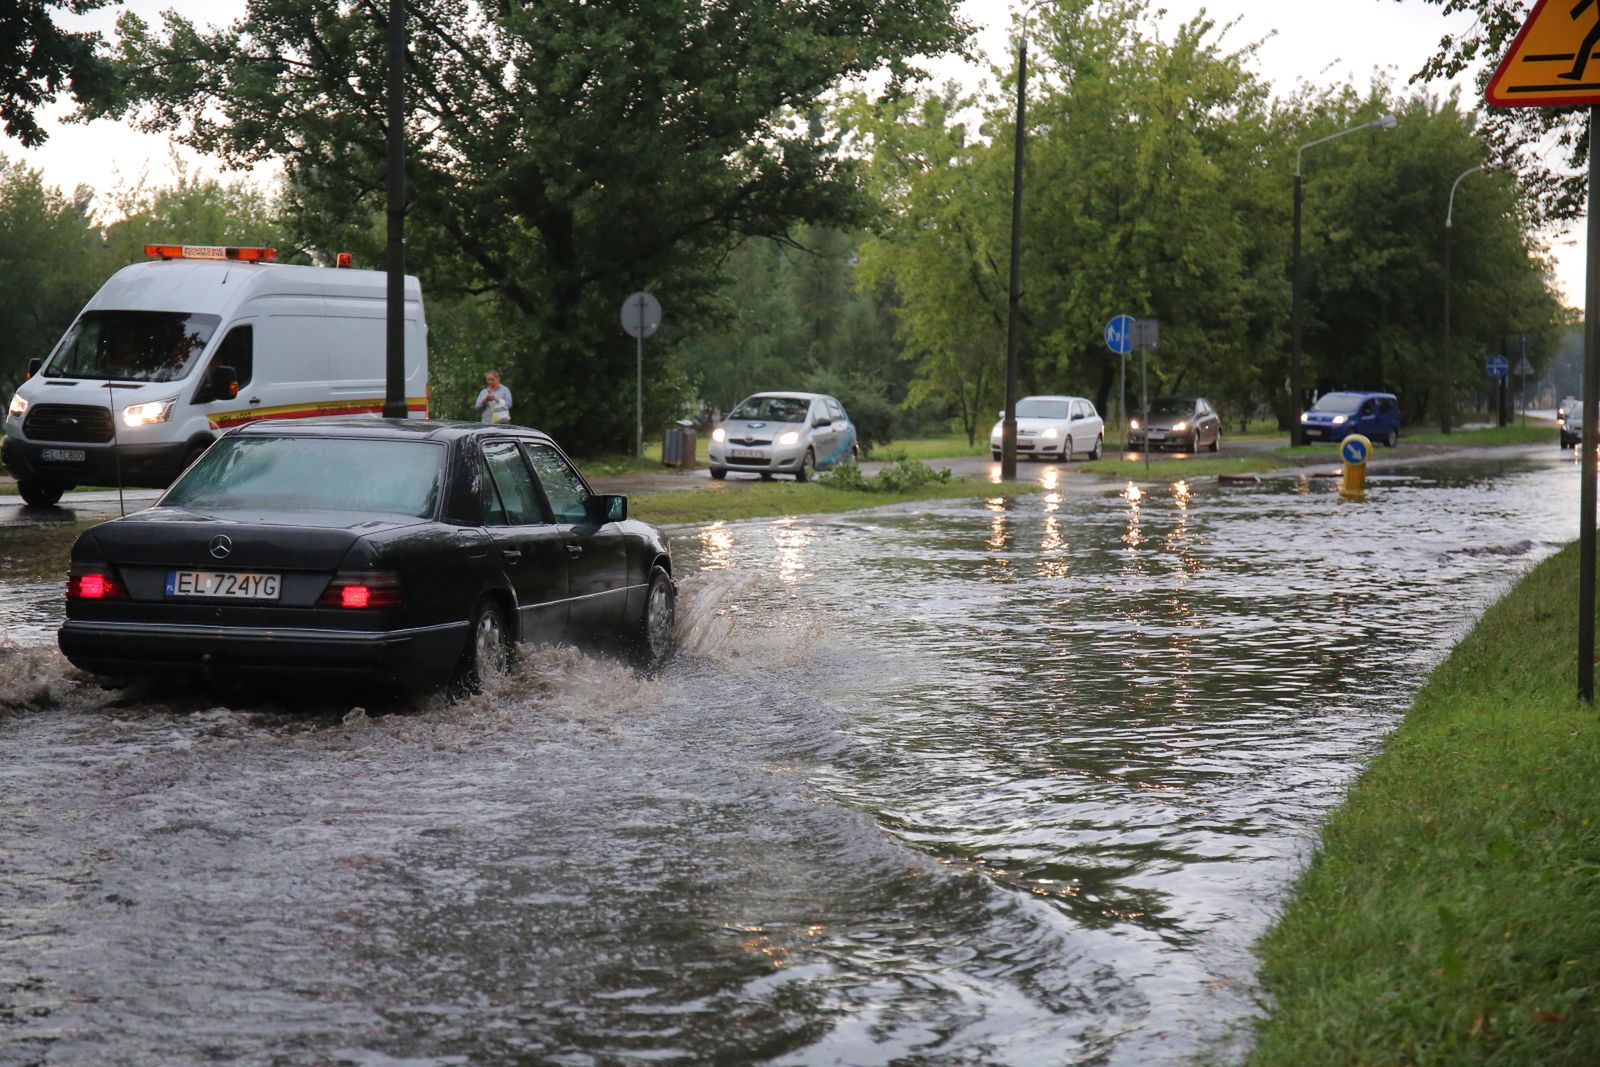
26, 358, 41, 379
204, 364, 239, 402
585, 494, 627, 524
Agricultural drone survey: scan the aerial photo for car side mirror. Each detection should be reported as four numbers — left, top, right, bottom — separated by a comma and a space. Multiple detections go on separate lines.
26, 358, 41, 379
202, 364, 239, 402
813, 417, 832, 428
586, 494, 627, 523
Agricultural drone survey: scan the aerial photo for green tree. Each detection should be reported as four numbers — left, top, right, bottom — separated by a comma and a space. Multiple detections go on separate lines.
1287, 84, 1562, 424
0, 0, 116, 147
93, 0, 968, 452
0, 157, 105, 392
99, 160, 283, 262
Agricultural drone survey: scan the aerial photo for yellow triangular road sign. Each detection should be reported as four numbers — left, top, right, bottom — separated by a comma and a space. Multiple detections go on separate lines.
1487, 0, 1600, 107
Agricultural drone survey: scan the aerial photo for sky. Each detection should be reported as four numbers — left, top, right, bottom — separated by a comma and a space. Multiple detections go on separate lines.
8, 0, 1579, 300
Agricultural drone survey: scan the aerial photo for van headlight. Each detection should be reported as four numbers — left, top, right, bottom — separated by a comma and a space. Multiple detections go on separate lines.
122, 398, 176, 427
7, 394, 27, 419
712, 427, 726, 443
777, 430, 800, 446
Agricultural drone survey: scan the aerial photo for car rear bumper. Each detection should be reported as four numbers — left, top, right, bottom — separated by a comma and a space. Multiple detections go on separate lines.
59, 618, 468, 688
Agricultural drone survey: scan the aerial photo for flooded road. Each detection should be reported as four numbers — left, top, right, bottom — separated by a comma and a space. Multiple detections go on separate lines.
0, 450, 1581, 1065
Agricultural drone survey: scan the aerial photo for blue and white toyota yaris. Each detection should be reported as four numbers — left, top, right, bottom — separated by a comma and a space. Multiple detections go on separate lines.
708, 391, 859, 481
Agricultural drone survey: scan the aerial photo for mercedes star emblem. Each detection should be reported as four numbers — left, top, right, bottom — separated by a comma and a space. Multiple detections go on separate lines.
208, 535, 233, 560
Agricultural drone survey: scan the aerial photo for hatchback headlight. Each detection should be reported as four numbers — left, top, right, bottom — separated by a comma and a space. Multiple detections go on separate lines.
7, 394, 27, 419
1040, 428, 1058, 439
1299, 413, 1310, 423
712, 427, 726, 443
777, 430, 800, 446
1331, 415, 1347, 425
122, 398, 177, 427
1173, 421, 1188, 432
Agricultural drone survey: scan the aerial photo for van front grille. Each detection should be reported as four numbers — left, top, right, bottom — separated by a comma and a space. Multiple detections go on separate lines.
24, 404, 114, 443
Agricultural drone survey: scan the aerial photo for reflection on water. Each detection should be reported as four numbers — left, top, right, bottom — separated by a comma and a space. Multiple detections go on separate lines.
0, 453, 1581, 1066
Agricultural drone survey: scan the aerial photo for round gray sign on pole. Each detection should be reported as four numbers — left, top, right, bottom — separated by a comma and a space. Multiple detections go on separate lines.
622, 292, 662, 339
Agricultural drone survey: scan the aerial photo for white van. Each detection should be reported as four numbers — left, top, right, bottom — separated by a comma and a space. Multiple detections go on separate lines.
3, 244, 427, 506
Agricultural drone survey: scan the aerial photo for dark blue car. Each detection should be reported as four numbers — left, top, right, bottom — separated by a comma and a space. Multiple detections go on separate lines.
1300, 391, 1400, 447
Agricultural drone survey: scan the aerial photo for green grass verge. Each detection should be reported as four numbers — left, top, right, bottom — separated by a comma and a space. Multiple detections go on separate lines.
1249, 542, 1600, 1066
627, 476, 1037, 525
1403, 424, 1555, 447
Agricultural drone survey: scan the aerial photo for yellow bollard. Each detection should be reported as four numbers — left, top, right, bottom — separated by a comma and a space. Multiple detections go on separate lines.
1339, 433, 1372, 498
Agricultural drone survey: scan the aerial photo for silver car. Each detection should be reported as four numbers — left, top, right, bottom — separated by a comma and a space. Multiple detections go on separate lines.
989, 395, 1105, 462
708, 392, 859, 481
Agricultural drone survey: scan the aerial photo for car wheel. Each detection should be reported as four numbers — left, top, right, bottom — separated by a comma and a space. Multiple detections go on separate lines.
992, 449, 1002, 461
1384, 428, 1399, 448
1062, 437, 1074, 463
17, 478, 65, 507
457, 596, 510, 691
631, 565, 676, 668
1209, 427, 1221, 452
710, 467, 727, 480
795, 448, 816, 482
760, 472, 774, 481
1089, 434, 1103, 461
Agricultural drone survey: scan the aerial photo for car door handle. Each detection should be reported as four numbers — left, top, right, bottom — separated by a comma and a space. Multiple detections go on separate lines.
247, 397, 261, 405
501, 548, 522, 563
565, 543, 583, 557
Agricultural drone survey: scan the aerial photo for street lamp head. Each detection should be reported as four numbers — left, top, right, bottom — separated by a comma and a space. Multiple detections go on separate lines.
1371, 113, 1398, 130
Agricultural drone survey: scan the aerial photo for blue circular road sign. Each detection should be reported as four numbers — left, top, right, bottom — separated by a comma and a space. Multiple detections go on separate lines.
1105, 314, 1134, 355
1341, 435, 1371, 465
1487, 354, 1509, 379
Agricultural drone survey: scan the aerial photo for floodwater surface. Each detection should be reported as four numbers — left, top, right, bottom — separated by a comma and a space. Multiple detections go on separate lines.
0, 452, 1581, 1065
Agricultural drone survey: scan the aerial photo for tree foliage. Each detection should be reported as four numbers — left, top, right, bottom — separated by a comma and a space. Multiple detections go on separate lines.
1408, 0, 1586, 222
0, 0, 115, 148
92, 0, 968, 450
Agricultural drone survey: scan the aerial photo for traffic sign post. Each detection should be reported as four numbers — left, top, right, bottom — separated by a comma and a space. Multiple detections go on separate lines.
1489, 7, 1600, 700
621, 292, 662, 465
1105, 315, 1133, 450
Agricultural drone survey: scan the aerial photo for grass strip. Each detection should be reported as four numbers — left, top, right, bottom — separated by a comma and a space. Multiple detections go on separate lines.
1248, 542, 1600, 1066
626, 476, 1037, 526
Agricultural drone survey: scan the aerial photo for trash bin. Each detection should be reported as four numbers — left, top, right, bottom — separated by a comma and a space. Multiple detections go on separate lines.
662, 426, 697, 469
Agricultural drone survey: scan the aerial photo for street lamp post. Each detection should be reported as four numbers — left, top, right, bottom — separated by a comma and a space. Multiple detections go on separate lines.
1001, 0, 1049, 481
1289, 113, 1397, 445
1441, 164, 1485, 435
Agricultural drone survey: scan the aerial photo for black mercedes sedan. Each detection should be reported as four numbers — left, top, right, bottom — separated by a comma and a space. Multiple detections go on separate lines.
58, 419, 676, 691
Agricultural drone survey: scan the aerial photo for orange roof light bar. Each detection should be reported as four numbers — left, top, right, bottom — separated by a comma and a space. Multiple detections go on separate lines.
144, 244, 279, 262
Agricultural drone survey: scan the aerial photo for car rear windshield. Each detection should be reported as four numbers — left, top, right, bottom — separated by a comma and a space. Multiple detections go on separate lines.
1311, 393, 1365, 414
163, 437, 444, 518
1016, 399, 1071, 419
730, 396, 810, 423
44, 311, 221, 383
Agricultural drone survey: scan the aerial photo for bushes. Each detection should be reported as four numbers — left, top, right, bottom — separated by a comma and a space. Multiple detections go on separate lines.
819, 455, 951, 492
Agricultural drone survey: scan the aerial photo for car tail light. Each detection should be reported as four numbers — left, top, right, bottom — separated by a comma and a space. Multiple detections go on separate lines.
68, 566, 124, 600
318, 570, 403, 609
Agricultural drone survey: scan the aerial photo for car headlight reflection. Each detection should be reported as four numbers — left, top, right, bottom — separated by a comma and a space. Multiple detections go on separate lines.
122, 398, 177, 427
777, 430, 800, 446
711, 427, 726, 443
7, 394, 27, 419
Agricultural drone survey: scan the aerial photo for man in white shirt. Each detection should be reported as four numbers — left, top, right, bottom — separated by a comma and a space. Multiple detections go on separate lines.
474, 370, 513, 424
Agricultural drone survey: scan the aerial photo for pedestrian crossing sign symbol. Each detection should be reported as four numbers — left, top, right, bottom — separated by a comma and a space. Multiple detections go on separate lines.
1487, 0, 1600, 107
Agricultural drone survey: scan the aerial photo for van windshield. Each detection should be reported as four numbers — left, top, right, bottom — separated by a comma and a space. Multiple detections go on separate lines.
1311, 393, 1366, 414
44, 311, 220, 383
